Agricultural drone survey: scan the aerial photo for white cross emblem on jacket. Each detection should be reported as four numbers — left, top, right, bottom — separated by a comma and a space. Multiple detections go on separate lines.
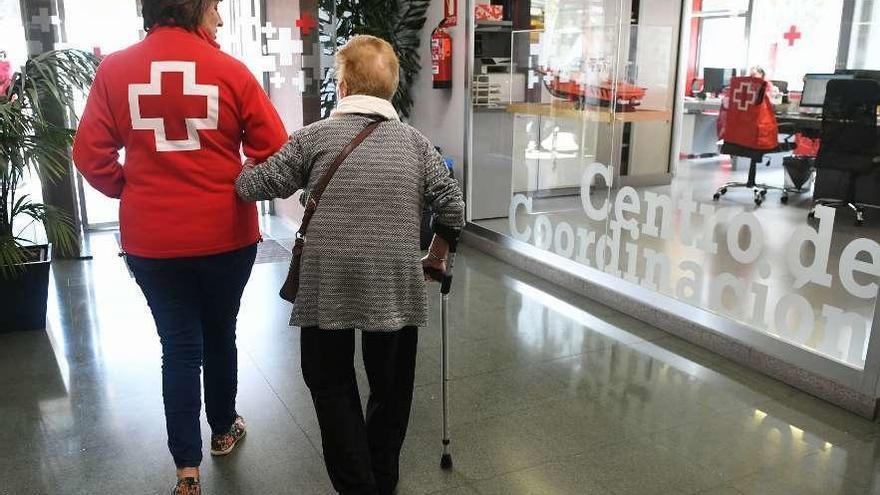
128, 61, 219, 152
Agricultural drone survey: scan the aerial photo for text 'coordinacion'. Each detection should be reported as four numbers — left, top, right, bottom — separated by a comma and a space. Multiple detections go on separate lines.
509, 163, 880, 366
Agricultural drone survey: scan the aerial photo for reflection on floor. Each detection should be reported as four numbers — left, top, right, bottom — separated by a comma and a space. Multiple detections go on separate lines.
478, 157, 880, 367
3, 220, 880, 495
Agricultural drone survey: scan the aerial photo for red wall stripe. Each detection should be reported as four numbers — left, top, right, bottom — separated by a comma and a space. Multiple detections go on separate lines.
685, 0, 702, 95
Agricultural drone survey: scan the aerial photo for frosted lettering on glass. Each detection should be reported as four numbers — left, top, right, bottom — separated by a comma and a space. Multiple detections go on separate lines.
509, 163, 880, 367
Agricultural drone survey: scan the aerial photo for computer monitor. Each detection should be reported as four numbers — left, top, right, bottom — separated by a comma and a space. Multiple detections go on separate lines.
835, 68, 880, 83
703, 67, 735, 95
800, 73, 856, 108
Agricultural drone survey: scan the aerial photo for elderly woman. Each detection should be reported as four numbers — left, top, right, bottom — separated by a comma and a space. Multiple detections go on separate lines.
72, 1, 287, 493
235, 35, 464, 494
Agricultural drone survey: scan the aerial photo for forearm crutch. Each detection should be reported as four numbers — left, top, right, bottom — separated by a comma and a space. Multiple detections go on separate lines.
424, 240, 457, 471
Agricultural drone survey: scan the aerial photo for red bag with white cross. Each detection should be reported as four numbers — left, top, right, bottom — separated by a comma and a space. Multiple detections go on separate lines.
716, 76, 778, 151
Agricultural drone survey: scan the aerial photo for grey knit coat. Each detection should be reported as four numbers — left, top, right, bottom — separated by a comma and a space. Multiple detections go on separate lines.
235, 114, 465, 331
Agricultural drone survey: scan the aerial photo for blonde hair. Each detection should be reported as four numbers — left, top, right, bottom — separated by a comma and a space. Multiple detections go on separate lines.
336, 35, 400, 100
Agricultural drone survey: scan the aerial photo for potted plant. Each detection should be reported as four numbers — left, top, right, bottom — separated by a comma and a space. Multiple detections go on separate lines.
0, 49, 98, 333
317, 0, 430, 118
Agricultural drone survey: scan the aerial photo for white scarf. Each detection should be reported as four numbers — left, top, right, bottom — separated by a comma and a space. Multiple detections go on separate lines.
330, 95, 400, 121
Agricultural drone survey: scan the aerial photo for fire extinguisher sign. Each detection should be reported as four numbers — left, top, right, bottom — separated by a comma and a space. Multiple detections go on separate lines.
444, 0, 457, 27
432, 39, 441, 74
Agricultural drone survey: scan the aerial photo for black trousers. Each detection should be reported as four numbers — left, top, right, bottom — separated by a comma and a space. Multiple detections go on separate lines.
301, 326, 418, 495
127, 244, 257, 468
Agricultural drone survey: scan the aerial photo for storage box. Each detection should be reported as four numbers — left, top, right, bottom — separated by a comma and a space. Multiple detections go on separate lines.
475, 4, 503, 21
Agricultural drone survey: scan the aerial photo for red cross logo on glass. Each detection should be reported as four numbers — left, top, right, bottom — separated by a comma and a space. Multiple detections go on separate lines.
732, 81, 758, 111
296, 13, 318, 36
31, 7, 61, 34
783, 25, 802, 47
128, 61, 219, 152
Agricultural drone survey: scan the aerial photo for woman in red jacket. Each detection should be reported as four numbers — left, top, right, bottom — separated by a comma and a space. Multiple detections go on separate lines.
72, 1, 287, 493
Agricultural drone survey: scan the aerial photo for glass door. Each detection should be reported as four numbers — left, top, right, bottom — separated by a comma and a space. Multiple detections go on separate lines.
63, 0, 142, 229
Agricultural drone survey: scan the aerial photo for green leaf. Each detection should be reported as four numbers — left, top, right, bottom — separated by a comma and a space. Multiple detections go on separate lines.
0, 49, 97, 273
0, 235, 27, 279
318, 0, 430, 118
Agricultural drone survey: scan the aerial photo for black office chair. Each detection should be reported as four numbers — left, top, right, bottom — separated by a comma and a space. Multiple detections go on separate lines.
810, 79, 880, 226
713, 78, 797, 206
713, 139, 796, 206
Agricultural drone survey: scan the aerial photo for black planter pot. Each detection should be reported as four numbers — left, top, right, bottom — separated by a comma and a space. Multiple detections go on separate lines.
0, 244, 52, 333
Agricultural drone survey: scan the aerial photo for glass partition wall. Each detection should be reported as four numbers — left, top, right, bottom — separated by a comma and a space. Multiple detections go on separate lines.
467, 0, 880, 396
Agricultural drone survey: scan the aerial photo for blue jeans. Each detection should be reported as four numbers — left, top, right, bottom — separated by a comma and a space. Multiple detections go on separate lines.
127, 243, 257, 468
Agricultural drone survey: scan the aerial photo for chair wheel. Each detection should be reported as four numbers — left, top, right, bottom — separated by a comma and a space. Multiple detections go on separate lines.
855, 219, 864, 226
440, 454, 453, 470
781, 195, 788, 204
808, 210, 816, 219
720, 187, 728, 194
754, 198, 763, 206
713, 193, 721, 201
760, 190, 767, 197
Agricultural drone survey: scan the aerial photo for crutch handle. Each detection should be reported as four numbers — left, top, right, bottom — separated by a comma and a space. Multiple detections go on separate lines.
425, 234, 458, 295
424, 266, 445, 282
423, 266, 454, 295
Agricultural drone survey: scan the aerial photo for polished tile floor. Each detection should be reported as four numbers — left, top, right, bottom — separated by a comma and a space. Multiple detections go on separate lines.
3, 224, 880, 495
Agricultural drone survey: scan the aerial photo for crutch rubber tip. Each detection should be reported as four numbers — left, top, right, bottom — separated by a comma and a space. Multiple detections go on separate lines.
440, 454, 453, 470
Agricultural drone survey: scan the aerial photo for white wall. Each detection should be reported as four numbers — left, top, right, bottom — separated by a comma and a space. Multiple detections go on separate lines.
64, 0, 141, 54
1, 0, 32, 68
748, 0, 844, 91
407, 3, 468, 183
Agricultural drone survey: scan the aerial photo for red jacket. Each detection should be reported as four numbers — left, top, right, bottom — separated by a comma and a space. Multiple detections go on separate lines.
73, 27, 287, 258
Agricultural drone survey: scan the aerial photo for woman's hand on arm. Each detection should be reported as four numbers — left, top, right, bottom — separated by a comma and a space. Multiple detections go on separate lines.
235, 136, 307, 202
235, 72, 299, 201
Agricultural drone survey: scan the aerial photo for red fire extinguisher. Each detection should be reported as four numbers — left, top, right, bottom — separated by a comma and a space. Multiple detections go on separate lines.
432, 21, 452, 89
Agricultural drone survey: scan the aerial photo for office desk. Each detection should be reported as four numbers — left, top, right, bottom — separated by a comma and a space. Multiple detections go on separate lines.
776, 112, 880, 138
776, 113, 823, 133
682, 98, 722, 157
503, 102, 674, 188
505, 102, 672, 122
683, 98, 722, 113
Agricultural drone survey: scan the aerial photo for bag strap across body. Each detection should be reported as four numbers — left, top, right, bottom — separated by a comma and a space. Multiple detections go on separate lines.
297, 117, 385, 239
